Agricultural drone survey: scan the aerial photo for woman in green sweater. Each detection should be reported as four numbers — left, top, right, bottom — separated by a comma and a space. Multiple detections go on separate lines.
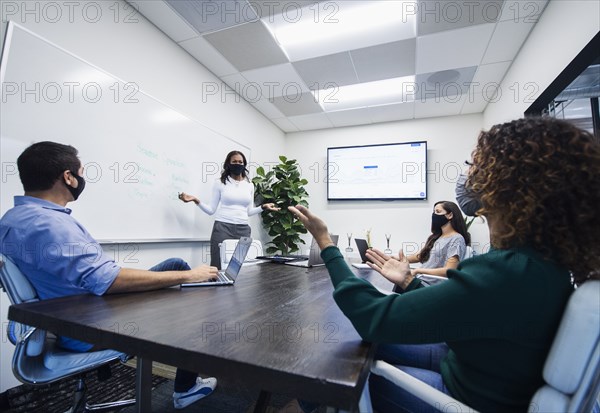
289, 117, 600, 413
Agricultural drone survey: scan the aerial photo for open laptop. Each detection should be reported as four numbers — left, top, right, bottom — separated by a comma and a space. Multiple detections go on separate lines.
181, 236, 252, 287
284, 235, 339, 267
351, 238, 372, 269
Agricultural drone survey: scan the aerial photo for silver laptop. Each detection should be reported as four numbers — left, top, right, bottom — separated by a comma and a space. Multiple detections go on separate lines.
181, 236, 252, 287
285, 235, 339, 267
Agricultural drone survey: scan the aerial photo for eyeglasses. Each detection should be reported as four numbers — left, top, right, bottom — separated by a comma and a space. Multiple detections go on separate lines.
464, 160, 474, 166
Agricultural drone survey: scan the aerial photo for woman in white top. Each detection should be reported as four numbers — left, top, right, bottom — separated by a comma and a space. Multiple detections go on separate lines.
178, 151, 279, 268
408, 201, 470, 277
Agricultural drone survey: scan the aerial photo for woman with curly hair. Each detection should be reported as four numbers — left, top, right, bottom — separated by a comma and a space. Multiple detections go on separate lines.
407, 200, 470, 278
288, 117, 600, 413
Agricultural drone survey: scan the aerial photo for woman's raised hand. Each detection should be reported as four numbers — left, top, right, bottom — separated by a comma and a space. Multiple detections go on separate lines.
178, 192, 200, 205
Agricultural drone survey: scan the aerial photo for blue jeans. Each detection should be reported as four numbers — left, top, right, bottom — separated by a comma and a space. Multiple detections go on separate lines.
149, 258, 199, 392
369, 343, 451, 413
297, 343, 451, 413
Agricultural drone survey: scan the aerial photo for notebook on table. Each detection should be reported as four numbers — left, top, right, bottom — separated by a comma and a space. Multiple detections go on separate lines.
284, 235, 339, 268
181, 236, 252, 287
351, 238, 372, 269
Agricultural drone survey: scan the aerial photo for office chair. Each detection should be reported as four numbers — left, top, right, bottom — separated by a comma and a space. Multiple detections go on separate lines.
0, 253, 135, 413
464, 246, 474, 259
366, 279, 600, 413
219, 238, 263, 269
414, 247, 474, 287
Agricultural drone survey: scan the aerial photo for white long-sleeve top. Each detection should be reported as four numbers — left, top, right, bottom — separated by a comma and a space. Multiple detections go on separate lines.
198, 178, 262, 225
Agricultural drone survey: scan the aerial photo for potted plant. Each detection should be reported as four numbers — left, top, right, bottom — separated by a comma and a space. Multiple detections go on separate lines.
253, 156, 310, 255
464, 215, 485, 231
465, 216, 476, 231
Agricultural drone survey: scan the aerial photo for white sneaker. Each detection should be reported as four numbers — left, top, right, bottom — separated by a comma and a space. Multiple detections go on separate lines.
173, 377, 217, 409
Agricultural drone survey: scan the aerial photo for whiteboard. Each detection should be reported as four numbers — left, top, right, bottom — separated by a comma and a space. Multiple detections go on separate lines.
0, 22, 250, 241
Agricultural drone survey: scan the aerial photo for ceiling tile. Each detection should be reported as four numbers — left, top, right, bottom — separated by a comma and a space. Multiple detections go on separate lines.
414, 93, 467, 119
135, 0, 199, 42
461, 61, 511, 114
325, 107, 373, 127
204, 21, 289, 71
241, 63, 309, 99
166, 0, 258, 34
368, 102, 415, 123
221, 73, 257, 100
178, 36, 238, 77
270, 117, 300, 132
352, 39, 416, 83
417, 0, 504, 36
416, 23, 496, 73
292, 52, 358, 90
481, 19, 536, 64
250, 99, 285, 119
499, 1, 549, 22
271, 92, 323, 116
415, 66, 477, 100
249, 1, 324, 19
288, 113, 334, 130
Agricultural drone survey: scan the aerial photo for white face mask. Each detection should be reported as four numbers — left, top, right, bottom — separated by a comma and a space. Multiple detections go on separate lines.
455, 174, 482, 216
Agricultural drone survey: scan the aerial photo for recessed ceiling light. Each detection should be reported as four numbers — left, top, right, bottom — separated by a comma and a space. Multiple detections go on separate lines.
311, 76, 416, 112
264, 1, 417, 61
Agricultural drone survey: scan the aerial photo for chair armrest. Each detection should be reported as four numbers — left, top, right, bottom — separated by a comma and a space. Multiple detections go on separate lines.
371, 360, 477, 412
417, 274, 447, 286
7, 321, 35, 345
22, 326, 46, 357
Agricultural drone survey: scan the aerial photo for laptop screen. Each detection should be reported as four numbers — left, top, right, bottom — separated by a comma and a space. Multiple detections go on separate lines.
224, 237, 252, 280
307, 235, 339, 265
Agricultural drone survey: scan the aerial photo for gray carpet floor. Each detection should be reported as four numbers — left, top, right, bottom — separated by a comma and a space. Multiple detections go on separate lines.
119, 377, 296, 413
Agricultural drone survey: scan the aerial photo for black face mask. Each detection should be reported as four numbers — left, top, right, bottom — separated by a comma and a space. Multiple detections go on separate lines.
431, 213, 450, 231
65, 171, 86, 201
456, 173, 482, 216
229, 164, 246, 176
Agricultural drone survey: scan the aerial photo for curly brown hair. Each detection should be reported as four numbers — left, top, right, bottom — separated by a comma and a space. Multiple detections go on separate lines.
468, 117, 600, 284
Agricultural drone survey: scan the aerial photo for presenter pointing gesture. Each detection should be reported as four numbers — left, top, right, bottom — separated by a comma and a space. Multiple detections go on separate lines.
179, 150, 279, 269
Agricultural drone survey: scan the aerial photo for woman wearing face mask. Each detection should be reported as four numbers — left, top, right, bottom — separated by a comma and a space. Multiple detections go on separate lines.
178, 150, 279, 269
407, 201, 470, 278
288, 117, 600, 413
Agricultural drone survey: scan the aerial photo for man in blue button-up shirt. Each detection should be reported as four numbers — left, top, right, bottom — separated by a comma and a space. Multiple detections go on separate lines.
0, 141, 219, 409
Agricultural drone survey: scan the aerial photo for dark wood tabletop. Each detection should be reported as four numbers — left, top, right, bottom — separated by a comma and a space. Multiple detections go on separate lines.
8, 260, 393, 410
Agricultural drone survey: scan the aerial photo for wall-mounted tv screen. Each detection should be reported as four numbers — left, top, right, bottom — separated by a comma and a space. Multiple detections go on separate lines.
327, 141, 427, 200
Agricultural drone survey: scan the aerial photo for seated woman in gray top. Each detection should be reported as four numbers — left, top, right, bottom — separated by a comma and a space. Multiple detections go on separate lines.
407, 201, 470, 278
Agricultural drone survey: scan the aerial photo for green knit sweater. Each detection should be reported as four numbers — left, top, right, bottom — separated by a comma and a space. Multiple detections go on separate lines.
322, 246, 572, 412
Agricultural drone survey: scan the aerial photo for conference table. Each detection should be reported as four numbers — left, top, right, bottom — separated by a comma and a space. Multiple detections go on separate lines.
8, 259, 394, 412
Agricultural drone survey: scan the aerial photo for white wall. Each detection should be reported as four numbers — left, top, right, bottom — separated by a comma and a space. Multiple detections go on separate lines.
484, 0, 600, 126
285, 114, 490, 258
0, 0, 284, 392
